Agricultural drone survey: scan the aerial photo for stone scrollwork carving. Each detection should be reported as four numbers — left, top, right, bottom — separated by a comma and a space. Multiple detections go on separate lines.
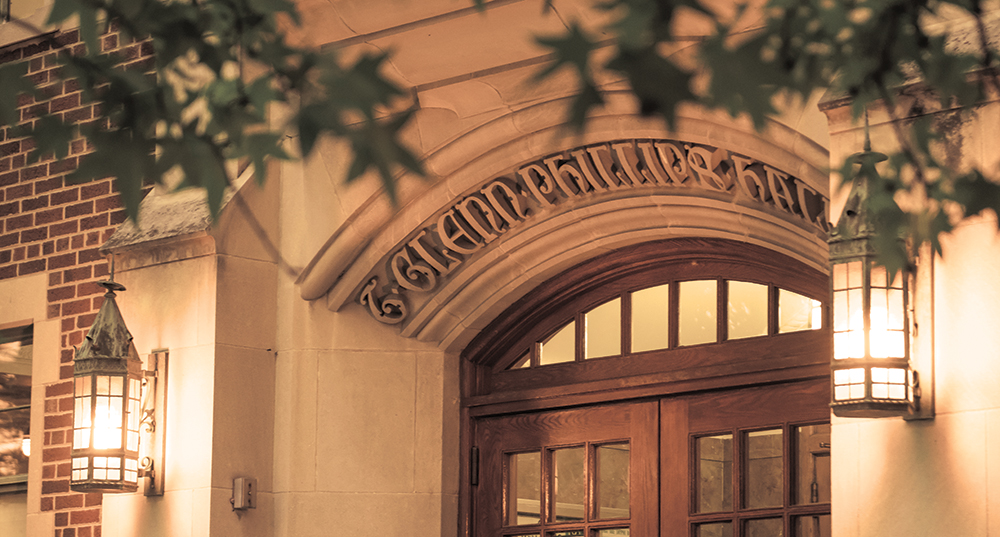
358, 138, 830, 325
359, 278, 407, 325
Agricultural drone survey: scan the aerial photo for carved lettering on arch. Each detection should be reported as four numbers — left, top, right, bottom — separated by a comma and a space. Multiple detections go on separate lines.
358, 139, 830, 324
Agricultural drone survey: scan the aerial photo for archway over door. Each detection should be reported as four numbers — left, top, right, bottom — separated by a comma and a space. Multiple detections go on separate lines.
461, 238, 832, 537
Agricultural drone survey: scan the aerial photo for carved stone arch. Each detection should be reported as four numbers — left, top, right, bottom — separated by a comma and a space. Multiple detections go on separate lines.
296, 91, 831, 353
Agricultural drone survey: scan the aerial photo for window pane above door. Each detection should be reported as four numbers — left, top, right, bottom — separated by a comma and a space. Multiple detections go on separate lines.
631, 284, 669, 353
585, 299, 621, 359
540, 321, 575, 366
679, 280, 717, 346
728, 281, 768, 340
779, 290, 822, 333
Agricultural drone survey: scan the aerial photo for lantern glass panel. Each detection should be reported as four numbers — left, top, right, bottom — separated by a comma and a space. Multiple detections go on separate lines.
871, 367, 907, 400
847, 261, 862, 288
869, 264, 906, 359
72, 457, 88, 481
73, 377, 92, 449
93, 378, 124, 450
127, 378, 141, 452
833, 368, 866, 401
125, 458, 139, 483
871, 265, 887, 287
832, 263, 847, 290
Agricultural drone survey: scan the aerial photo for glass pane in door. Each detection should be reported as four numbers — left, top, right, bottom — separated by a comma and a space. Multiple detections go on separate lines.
744, 430, 783, 509
695, 522, 733, 537
509, 451, 541, 525
596, 443, 630, 519
745, 517, 783, 537
779, 289, 822, 333
551, 447, 585, 523
795, 425, 830, 505
594, 529, 630, 537
696, 434, 733, 512
794, 514, 831, 537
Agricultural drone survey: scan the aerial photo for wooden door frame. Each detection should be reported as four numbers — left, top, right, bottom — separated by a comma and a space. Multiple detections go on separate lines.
459, 238, 831, 537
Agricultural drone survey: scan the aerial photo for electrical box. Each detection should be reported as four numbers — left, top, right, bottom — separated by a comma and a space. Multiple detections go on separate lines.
232, 477, 257, 510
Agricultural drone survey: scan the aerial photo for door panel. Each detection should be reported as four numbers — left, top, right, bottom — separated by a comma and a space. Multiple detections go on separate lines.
663, 380, 830, 537
474, 379, 829, 537
474, 402, 658, 537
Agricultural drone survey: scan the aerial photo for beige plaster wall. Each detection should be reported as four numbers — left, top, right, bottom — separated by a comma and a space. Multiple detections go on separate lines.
826, 96, 1000, 536
272, 230, 460, 536
104, 250, 219, 537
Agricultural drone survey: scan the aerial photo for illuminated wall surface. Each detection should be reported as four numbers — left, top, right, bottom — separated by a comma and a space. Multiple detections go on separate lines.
1, 1, 1000, 537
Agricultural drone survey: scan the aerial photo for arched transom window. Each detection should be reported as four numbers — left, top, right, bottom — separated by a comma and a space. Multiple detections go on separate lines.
509, 278, 821, 370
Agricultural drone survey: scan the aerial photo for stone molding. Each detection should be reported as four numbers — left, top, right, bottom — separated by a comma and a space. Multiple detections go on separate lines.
297, 92, 829, 301
296, 93, 831, 351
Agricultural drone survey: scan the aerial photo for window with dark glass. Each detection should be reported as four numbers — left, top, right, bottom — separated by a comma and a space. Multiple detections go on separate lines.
0, 324, 31, 492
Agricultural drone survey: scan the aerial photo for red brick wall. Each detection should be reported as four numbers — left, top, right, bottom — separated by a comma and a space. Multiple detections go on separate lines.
2, 26, 153, 537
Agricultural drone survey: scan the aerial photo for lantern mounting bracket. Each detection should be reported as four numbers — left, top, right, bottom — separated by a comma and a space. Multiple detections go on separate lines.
140, 352, 168, 496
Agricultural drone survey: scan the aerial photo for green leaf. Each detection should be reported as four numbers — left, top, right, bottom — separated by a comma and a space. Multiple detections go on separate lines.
27, 115, 75, 161
180, 138, 230, 219
344, 113, 425, 204
566, 81, 604, 131
78, 3, 101, 57
0, 62, 34, 127
46, 0, 82, 26
699, 32, 782, 129
534, 23, 598, 82
952, 170, 1000, 224
238, 132, 291, 186
607, 48, 695, 128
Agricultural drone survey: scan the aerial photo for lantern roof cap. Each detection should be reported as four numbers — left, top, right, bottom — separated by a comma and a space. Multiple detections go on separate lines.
74, 282, 139, 364
829, 116, 887, 247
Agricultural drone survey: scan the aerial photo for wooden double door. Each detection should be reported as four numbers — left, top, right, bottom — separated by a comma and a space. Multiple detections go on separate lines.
473, 379, 830, 537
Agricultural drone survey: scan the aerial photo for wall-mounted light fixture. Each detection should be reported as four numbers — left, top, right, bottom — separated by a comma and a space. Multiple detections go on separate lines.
71, 280, 167, 495
828, 129, 919, 418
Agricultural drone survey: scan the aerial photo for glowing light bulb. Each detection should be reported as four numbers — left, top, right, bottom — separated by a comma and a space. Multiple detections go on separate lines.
93, 413, 122, 450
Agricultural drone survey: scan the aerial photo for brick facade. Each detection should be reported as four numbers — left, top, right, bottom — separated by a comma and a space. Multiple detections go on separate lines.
2, 25, 153, 537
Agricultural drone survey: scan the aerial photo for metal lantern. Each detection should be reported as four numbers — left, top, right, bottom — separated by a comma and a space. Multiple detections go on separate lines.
828, 136, 917, 418
71, 281, 143, 493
